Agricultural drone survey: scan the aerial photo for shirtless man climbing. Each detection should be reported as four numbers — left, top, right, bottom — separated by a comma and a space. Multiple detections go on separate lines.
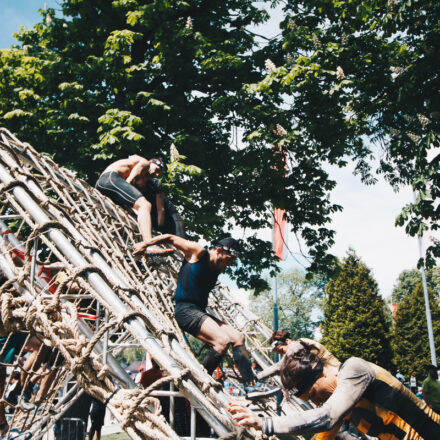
96, 155, 174, 256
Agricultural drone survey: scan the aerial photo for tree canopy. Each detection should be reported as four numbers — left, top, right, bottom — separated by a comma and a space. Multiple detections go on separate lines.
393, 282, 440, 378
0, 0, 344, 291
0, 0, 439, 290
249, 269, 320, 340
321, 251, 393, 370
248, 0, 440, 267
392, 267, 440, 303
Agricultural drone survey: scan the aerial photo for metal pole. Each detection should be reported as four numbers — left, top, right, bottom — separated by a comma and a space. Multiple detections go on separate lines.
413, 192, 437, 366
273, 275, 279, 332
29, 237, 39, 294
103, 309, 109, 365
418, 235, 437, 366
273, 275, 283, 414
190, 405, 196, 440
169, 381, 175, 428
273, 275, 279, 365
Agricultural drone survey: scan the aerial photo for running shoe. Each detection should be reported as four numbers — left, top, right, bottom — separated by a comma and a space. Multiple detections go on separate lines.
244, 382, 282, 400
145, 245, 174, 256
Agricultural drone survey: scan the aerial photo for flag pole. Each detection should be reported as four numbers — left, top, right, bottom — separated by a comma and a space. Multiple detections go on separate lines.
413, 192, 437, 366
273, 275, 279, 365
273, 275, 279, 333
272, 141, 287, 364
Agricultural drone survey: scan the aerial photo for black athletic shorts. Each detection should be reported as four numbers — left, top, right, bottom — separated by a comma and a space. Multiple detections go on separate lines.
174, 302, 221, 337
95, 172, 143, 208
141, 178, 163, 204
90, 397, 106, 428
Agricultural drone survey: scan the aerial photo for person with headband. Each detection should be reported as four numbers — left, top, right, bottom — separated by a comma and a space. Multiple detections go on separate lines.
95, 155, 174, 256
134, 234, 278, 399
229, 339, 440, 439
257, 330, 339, 382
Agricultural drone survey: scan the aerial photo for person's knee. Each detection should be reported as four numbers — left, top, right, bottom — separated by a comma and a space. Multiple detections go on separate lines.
213, 335, 231, 354
133, 197, 152, 212
229, 331, 245, 347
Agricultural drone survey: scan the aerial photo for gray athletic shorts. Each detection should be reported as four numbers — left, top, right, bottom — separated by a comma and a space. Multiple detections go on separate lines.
174, 302, 221, 337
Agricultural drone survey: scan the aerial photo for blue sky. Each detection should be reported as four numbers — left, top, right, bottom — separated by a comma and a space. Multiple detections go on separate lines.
0, 1, 59, 49
0, 1, 422, 298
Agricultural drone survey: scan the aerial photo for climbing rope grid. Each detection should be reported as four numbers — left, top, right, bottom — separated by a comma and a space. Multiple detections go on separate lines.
0, 128, 306, 439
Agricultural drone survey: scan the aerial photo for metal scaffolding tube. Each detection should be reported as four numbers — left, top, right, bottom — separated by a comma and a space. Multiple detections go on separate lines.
0, 162, 232, 436
0, 220, 135, 389
218, 289, 271, 338
0, 148, 231, 404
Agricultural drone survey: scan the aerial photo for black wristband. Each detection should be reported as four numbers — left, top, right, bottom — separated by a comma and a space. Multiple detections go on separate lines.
263, 417, 274, 435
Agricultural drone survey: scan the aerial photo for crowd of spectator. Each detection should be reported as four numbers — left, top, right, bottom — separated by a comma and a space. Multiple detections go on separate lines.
395, 365, 440, 410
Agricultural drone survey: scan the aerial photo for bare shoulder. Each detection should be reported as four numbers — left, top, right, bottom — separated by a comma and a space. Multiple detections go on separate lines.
192, 243, 208, 261
170, 236, 205, 262
128, 155, 150, 166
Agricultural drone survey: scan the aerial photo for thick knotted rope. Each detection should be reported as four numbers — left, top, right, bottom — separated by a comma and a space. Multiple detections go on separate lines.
0, 128, 303, 440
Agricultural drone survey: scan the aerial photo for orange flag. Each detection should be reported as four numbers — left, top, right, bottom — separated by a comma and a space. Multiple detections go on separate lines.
274, 208, 286, 261
273, 142, 288, 261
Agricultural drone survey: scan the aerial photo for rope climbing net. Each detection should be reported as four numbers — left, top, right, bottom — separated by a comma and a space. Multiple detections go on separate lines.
0, 128, 306, 440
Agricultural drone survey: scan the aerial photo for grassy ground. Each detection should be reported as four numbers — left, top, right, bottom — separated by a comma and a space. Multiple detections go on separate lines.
102, 433, 131, 440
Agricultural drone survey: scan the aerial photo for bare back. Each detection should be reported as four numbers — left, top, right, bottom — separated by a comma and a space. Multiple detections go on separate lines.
102, 155, 150, 179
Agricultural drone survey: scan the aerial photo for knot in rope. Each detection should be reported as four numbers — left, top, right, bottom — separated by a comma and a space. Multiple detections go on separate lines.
201, 382, 211, 394
24, 308, 39, 330
1, 291, 20, 329
70, 358, 86, 376
97, 364, 109, 381
41, 303, 57, 315
157, 327, 174, 338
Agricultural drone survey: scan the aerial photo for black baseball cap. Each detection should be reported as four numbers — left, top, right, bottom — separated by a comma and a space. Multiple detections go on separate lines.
213, 237, 241, 258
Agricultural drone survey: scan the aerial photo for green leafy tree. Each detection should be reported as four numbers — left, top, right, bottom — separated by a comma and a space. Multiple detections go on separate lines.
246, 0, 440, 268
393, 283, 440, 378
0, 0, 346, 291
392, 267, 440, 303
249, 269, 320, 340
321, 251, 393, 370
117, 347, 146, 366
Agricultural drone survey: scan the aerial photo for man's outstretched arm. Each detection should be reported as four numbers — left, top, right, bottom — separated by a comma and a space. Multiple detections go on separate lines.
133, 234, 204, 261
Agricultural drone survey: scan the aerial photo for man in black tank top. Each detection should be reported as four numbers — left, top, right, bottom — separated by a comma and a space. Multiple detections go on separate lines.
134, 234, 278, 399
